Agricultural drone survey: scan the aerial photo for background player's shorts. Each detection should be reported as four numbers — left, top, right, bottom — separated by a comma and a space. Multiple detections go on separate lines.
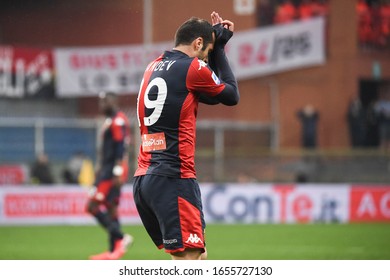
133, 174, 205, 254
91, 180, 121, 207
90, 162, 129, 206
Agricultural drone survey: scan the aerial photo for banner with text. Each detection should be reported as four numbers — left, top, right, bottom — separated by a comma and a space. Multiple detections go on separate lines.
226, 16, 325, 80
0, 184, 389, 225
54, 17, 325, 97
54, 42, 172, 97
0, 46, 55, 98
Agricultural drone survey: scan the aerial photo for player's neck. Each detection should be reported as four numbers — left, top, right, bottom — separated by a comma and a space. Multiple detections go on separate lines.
173, 45, 196, 58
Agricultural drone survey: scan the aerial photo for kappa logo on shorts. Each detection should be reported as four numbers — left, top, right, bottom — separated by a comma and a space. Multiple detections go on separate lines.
185, 233, 203, 244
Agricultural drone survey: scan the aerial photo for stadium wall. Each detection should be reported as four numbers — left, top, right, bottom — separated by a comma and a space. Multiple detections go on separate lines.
0, 184, 389, 225
1, 1, 390, 149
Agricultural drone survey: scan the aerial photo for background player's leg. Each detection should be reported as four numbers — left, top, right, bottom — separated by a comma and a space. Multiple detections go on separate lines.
86, 199, 114, 259
86, 200, 111, 230
106, 187, 133, 259
107, 205, 124, 251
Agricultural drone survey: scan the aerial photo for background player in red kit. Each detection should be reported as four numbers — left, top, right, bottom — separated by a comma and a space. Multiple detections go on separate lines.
133, 12, 239, 260
87, 92, 133, 260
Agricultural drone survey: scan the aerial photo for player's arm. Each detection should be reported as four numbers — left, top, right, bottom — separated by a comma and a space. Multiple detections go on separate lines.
199, 92, 221, 105
111, 117, 127, 185
205, 16, 239, 106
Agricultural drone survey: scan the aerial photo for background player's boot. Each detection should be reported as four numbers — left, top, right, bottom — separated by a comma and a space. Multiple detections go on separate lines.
89, 251, 112, 260
109, 234, 133, 260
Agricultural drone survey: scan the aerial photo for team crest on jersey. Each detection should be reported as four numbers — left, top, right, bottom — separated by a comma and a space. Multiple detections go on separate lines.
211, 71, 221, 85
198, 59, 207, 70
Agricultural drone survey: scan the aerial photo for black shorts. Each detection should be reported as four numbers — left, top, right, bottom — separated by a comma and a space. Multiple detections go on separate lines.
133, 174, 205, 254
90, 179, 121, 207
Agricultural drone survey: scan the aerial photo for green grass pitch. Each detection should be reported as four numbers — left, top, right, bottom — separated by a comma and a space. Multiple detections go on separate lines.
1, 224, 389, 260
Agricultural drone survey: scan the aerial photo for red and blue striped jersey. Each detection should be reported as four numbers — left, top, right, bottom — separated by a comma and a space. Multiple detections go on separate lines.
135, 50, 225, 178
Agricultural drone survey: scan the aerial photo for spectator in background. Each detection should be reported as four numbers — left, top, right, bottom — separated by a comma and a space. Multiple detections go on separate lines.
63, 152, 84, 184
30, 153, 54, 184
380, 1, 390, 41
374, 94, 390, 150
297, 104, 319, 148
298, 0, 315, 20
364, 99, 380, 147
347, 97, 366, 147
275, 0, 297, 24
62, 151, 95, 186
357, 0, 373, 46
256, 0, 276, 27
312, 0, 328, 17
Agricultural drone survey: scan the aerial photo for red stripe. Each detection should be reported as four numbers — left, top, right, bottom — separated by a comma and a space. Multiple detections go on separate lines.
178, 90, 198, 178
178, 196, 204, 250
135, 58, 161, 176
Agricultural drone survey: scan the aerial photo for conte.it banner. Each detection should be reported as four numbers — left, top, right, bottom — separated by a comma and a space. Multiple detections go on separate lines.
0, 183, 389, 225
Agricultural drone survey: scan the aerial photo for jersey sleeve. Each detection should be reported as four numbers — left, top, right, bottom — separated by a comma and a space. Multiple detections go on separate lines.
186, 58, 226, 97
111, 116, 125, 142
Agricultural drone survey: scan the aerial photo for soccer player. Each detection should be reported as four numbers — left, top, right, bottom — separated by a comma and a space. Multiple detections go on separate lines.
133, 11, 239, 260
86, 91, 133, 260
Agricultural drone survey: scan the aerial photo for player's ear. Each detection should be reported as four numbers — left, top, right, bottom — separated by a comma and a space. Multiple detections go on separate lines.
194, 37, 203, 51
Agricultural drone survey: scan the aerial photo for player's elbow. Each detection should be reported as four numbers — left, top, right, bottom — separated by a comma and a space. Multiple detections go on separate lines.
223, 92, 240, 106
230, 94, 240, 106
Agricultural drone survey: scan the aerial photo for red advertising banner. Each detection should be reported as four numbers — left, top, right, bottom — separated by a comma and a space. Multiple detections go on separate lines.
0, 165, 28, 185
0, 186, 139, 225
350, 186, 390, 222
0, 45, 55, 98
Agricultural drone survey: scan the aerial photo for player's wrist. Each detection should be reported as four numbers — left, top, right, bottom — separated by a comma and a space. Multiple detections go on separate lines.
212, 23, 233, 47
113, 165, 124, 176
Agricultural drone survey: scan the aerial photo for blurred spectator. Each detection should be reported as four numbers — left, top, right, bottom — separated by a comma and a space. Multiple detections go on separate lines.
298, 0, 315, 20
258, 0, 329, 27
374, 95, 390, 150
364, 100, 380, 147
63, 152, 84, 184
275, 0, 297, 24
347, 97, 366, 147
256, 0, 276, 27
311, 0, 328, 17
357, 0, 390, 48
380, 1, 390, 40
297, 104, 319, 148
30, 153, 54, 184
62, 151, 95, 186
357, 0, 373, 46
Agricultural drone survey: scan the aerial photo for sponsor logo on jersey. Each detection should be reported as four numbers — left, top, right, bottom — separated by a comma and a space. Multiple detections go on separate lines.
142, 132, 167, 152
185, 233, 203, 244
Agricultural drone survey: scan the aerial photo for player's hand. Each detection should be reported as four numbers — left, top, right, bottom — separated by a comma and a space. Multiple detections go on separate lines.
211, 11, 234, 47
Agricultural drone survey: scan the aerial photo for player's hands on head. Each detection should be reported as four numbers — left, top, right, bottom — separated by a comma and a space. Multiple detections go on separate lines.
210, 11, 234, 47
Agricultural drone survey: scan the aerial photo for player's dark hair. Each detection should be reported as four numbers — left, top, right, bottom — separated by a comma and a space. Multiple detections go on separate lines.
174, 17, 214, 50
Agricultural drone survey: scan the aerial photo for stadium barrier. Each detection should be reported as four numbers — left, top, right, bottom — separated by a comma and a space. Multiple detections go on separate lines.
0, 184, 389, 225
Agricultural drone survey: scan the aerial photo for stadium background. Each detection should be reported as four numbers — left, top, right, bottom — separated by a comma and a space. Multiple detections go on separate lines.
0, 0, 390, 260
